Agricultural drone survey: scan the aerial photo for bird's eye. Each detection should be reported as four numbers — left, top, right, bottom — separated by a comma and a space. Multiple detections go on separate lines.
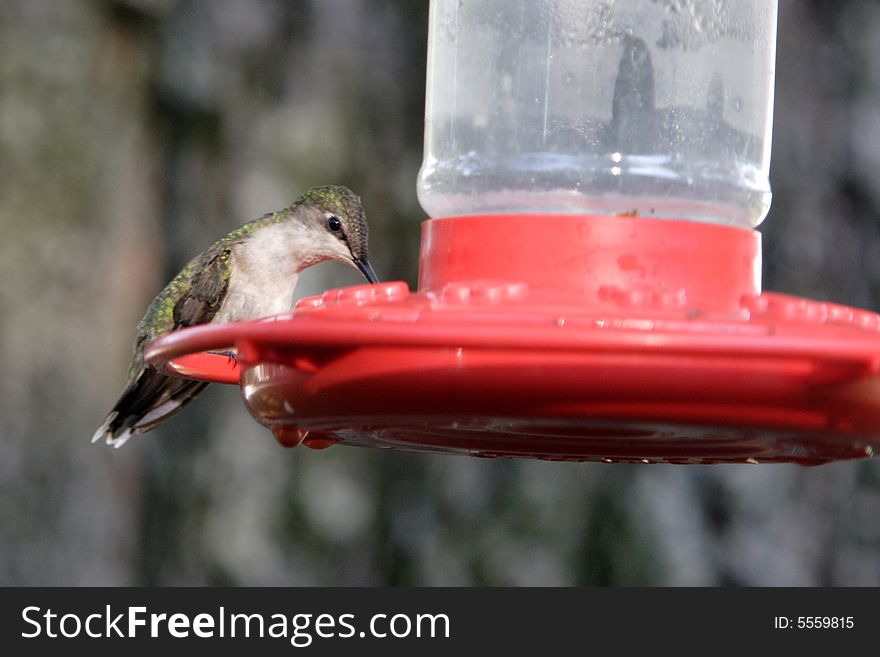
326, 215, 342, 232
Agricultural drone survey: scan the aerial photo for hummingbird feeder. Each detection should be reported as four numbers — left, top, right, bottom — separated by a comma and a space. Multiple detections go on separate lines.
147, 0, 880, 465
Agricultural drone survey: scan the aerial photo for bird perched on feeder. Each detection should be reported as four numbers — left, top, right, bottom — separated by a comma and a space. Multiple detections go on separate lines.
93, 185, 379, 448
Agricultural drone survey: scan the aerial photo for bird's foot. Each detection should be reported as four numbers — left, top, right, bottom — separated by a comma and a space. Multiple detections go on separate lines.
209, 349, 238, 365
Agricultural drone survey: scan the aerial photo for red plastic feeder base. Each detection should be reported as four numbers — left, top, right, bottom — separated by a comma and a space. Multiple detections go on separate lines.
147, 215, 880, 465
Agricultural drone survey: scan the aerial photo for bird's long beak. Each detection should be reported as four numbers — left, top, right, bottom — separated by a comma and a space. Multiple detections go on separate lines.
353, 258, 380, 284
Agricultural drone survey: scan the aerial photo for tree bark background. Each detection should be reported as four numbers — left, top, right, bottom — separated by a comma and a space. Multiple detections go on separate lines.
1, 0, 878, 585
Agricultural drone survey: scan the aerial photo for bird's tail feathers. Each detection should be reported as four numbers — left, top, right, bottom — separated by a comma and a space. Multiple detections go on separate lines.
91, 411, 118, 444
92, 368, 208, 448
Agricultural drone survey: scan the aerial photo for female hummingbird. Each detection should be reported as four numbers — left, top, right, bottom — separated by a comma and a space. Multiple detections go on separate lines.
93, 185, 379, 448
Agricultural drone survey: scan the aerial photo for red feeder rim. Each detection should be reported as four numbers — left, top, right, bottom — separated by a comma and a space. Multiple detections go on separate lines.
146, 214, 880, 465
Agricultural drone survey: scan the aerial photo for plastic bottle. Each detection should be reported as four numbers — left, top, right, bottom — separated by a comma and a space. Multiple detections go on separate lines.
417, 0, 778, 228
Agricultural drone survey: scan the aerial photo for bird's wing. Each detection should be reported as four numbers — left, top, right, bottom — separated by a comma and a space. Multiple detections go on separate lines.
95, 244, 240, 447
172, 247, 233, 328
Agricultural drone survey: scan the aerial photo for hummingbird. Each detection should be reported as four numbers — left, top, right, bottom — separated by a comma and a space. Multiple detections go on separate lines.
93, 185, 379, 448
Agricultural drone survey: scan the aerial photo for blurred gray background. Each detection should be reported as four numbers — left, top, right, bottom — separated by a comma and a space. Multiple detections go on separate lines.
2, 0, 880, 586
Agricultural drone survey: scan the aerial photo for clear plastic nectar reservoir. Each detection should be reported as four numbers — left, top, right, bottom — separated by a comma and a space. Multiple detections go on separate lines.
418, 0, 778, 228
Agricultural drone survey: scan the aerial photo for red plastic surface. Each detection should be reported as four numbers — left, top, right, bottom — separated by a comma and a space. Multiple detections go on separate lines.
145, 215, 880, 465
420, 214, 762, 314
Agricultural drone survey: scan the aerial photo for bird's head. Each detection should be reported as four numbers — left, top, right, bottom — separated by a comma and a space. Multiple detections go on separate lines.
287, 185, 379, 284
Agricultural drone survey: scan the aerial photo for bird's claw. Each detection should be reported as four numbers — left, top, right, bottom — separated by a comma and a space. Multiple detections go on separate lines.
209, 349, 238, 365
